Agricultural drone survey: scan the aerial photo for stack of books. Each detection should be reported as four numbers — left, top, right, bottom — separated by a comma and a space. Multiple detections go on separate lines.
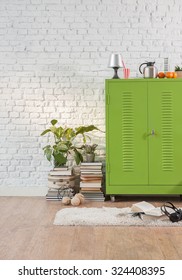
46, 166, 75, 200
80, 162, 105, 201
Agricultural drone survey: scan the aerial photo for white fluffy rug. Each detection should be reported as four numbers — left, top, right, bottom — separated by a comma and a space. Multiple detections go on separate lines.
53, 207, 182, 227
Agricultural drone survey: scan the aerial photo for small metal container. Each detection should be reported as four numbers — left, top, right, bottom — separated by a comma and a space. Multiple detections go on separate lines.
139, 62, 158, 78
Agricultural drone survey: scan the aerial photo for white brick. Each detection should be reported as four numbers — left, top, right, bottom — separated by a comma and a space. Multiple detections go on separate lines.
0, 160, 9, 166
0, 166, 7, 171
0, 0, 181, 188
0, 148, 7, 154
10, 131, 29, 137
7, 172, 21, 179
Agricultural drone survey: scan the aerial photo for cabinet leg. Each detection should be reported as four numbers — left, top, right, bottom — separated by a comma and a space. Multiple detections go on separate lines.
110, 195, 115, 202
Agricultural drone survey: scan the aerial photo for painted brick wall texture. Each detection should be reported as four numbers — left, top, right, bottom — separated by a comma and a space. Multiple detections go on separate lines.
0, 0, 182, 188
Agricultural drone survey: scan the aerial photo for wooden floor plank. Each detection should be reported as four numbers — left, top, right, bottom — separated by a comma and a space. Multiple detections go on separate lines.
0, 196, 182, 260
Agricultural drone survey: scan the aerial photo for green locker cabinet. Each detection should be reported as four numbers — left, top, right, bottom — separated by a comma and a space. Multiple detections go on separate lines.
106, 79, 182, 197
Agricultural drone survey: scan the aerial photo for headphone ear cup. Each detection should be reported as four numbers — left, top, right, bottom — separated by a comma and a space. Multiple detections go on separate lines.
169, 213, 179, 223
175, 209, 182, 222
161, 202, 182, 223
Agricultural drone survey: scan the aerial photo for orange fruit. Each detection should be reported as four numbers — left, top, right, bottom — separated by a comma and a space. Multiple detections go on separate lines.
173, 72, 177, 78
165, 72, 173, 78
158, 72, 165, 78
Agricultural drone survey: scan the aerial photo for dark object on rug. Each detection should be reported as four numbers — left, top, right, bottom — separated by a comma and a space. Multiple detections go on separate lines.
131, 212, 144, 219
161, 202, 182, 223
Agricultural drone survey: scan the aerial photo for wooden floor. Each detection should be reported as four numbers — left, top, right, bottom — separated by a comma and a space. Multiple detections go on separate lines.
0, 196, 182, 260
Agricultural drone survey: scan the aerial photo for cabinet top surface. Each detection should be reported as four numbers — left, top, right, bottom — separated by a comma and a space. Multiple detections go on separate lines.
106, 78, 182, 82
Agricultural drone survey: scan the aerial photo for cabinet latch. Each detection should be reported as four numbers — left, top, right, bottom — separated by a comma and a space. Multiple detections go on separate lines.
147, 129, 156, 136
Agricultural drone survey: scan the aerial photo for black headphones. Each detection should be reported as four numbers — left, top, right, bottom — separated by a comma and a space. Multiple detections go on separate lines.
161, 202, 182, 223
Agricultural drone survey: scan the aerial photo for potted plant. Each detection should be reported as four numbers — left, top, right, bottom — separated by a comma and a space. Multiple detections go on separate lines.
175, 65, 182, 78
81, 144, 98, 162
41, 119, 99, 167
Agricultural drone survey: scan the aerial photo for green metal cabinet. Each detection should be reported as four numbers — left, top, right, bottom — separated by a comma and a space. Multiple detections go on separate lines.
106, 79, 182, 196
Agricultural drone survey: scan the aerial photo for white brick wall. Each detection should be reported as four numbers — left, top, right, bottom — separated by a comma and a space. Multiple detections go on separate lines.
1, 0, 182, 192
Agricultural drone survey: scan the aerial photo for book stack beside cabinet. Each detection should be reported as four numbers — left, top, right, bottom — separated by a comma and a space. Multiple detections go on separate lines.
46, 167, 75, 200
80, 162, 105, 201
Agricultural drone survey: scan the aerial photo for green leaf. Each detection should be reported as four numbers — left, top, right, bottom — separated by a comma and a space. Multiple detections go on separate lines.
53, 152, 67, 166
175, 65, 182, 71
51, 119, 58, 126
63, 128, 76, 141
74, 149, 83, 165
56, 143, 69, 152
44, 146, 52, 162
75, 125, 99, 135
57, 126, 64, 138
40, 129, 51, 136
49, 127, 61, 140
43, 145, 51, 150
50, 126, 57, 133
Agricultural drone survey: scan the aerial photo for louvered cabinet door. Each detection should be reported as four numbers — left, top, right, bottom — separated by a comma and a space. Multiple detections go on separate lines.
106, 81, 148, 188
148, 82, 182, 185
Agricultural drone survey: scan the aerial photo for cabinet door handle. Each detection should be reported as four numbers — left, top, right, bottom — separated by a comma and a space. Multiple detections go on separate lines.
151, 129, 155, 135
147, 129, 156, 136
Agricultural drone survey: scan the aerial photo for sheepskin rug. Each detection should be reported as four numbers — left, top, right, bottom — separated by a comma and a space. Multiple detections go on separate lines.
53, 207, 182, 227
